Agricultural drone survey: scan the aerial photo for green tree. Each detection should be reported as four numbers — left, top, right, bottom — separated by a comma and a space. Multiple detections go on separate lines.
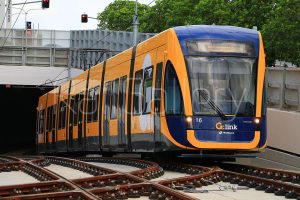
228, 0, 275, 29
97, 0, 150, 31
97, 0, 200, 33
194, 0, 231, 25
141, 0, 200, 33
262, 0, 300, 65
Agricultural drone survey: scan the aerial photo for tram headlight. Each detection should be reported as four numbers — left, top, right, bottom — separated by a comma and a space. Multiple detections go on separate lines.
186, 116, 193, 129
254, 117, 261, 130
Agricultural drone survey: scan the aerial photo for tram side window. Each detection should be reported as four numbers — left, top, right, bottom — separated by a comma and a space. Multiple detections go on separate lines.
111, 79, 119, 119
39, 109, 44, 134
47, 106, 53, 132
74, 94, 79, 125
58, 101, 67, 129
61, 102, 67, 129
164, 62, 184, 115
104, 82, 112, 119
78, 93, 85, 124
52, 105, 56, 130
69, 97, 75, 125
50, 106, 53, 131
93, 86, 100, 121
133, 70, 143, 115
143, 66, 153, 114
58, 102, 62, 129
46, 107, 51, 132
87, 88, 94, 123
118, 76, 127, 118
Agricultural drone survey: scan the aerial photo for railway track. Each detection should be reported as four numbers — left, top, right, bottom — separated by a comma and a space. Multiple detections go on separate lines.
0, 155, 299, 200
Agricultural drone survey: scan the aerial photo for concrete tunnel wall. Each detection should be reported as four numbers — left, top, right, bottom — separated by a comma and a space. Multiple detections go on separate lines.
0, 85, 51, 154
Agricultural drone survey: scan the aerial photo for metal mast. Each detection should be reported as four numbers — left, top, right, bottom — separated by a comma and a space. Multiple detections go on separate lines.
132, 0, 139, 45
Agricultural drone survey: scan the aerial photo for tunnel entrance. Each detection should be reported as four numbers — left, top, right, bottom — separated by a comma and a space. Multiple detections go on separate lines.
0, 85, 52, 154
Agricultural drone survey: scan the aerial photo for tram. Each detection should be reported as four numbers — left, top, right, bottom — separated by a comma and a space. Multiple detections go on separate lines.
37, 25, 267, 155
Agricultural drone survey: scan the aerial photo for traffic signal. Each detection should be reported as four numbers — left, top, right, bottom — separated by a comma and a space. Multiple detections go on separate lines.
42, 0, 49, 8
26, 21, 32, 29
81, 14, 88, 23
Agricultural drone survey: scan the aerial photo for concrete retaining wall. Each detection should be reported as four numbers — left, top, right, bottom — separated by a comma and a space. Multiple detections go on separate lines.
267, 108, 300, 155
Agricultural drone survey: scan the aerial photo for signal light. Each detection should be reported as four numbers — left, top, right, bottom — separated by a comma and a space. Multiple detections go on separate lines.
26, 21, 32, 29
42, 0, 49, 8
81, 14, 88, 23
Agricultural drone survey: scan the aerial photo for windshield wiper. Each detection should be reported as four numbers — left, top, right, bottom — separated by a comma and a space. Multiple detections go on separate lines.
198, 90, 228, 121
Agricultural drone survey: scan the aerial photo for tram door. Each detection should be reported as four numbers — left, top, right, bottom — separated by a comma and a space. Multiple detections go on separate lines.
68, 97, 74, 149
118, 76, 127, 146
78, 92, 84, 148
103, 82, 111, 146
154, 62, 163, 147
52, 105, 56, 147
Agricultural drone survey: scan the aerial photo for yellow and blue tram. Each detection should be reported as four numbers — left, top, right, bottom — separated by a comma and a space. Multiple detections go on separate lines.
37, 25, 267, 154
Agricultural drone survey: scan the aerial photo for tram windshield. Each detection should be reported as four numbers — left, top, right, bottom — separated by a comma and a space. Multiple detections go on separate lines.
185, 56, 257, 116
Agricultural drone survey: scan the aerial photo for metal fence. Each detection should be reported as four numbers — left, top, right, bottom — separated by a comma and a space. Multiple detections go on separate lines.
267, 67, 300, 112
0, 28, 70, 67
0, 28, 155, 69
69, 30, 155, 69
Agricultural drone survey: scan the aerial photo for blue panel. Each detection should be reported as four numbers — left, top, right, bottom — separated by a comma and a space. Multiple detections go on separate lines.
166, 115, 261, 145
195, 130, 255, 142
174, 25, 260, 57
166, 116, 193, 147
192, 116, 257, 131
192, 116, 257, 142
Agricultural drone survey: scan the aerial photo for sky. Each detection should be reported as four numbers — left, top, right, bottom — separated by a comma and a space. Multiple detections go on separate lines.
11, 0, 154, 30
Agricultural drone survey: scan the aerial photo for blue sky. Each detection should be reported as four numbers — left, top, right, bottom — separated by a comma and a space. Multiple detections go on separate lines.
11, 0, 154, 30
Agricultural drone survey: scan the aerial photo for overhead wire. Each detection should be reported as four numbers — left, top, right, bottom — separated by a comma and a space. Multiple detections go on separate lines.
37, 66, 75, 88
38, 76, 70, 88
50, 68, 70, 83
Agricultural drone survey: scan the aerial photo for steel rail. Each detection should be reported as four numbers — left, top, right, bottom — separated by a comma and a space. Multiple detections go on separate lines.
0, 156, 299, 200
221, 163, 300, 185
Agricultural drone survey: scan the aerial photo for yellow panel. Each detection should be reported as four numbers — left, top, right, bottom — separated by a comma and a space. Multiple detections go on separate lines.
86, 121, 99, 137
89, 64, 102, 88
256, 32, 266, 117
106, 48, 133, 70
71, 71, 88, 95
187, 130, 260, 149
47, 87, 59, 106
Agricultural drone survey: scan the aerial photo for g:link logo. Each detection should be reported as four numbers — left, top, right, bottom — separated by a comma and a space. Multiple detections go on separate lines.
215, 122, 238, 130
